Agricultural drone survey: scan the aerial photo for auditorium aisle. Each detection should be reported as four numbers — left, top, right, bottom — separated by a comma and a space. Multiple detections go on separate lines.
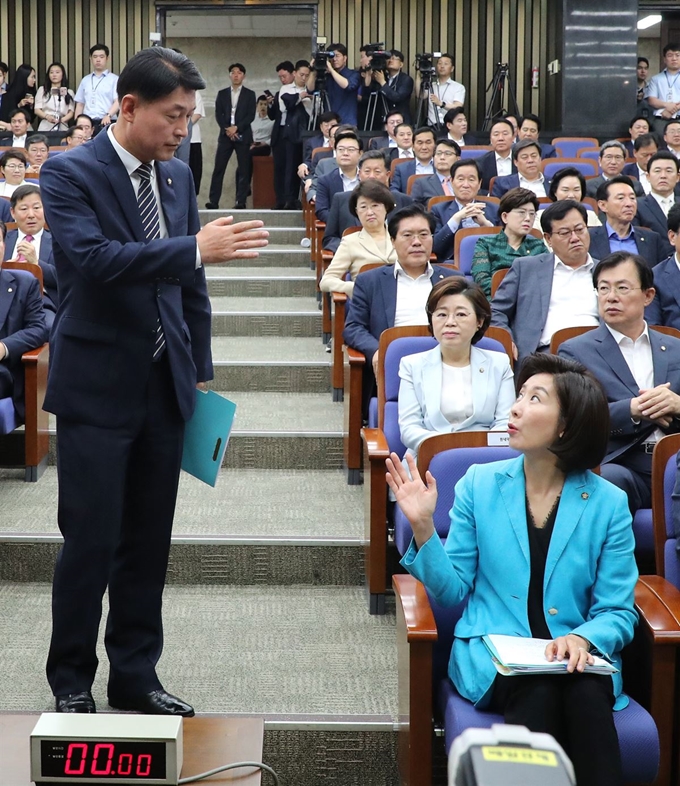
0, 209, 401, 785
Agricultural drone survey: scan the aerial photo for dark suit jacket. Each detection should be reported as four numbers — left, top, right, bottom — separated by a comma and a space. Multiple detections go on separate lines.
490, 173, 551, 199
634, 194, 675, 258
431, 200, 500, 261
390, 160, 434, 195
409, 174, 445, 207
588, 224, 663, 268
476, 151, 517, 193
39, 130, 213, 429
315, 168, 347, 222
368, 136, 393, 151
558, 324, 680, 462
586, 174, 645, 199
214, 86, 257, 145
303, 133, 325, 168
379, 72, 414, 123
0, 199, 10, 223
343, 263, 460, 359
0, 268, 48, 419
322, 190, 413, 252
267, 91, 284, 147
5, 229, 58, 326
622, 162, 642, 179
646, 253, 680, 328
540, 143, 557, 159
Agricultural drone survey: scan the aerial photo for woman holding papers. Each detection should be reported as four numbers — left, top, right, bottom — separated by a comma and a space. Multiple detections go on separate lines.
387, 353, 637, 786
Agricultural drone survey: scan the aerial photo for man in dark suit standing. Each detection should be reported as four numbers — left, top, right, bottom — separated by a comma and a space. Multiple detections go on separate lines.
268, 61, 295, 209
559, 252, 680, 514
39, 47, 268, 716
373, 50, 413, 124
5, 184, 58, 328
206, 63, 256, 209
634, 151, 680, 259
589, 176, 663, 268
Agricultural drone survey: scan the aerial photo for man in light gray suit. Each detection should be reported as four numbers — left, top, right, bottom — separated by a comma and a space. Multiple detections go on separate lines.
491, 200, 600, 364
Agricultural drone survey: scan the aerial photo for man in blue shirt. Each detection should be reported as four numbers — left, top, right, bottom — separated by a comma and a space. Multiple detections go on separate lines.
74, 43, 119, 135
307, 44, 360, 126
644, 42, 680, 136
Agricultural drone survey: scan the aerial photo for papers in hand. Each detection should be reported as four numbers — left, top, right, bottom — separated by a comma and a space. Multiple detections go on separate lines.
181, 390, 237, 487
483, 634, 618, 676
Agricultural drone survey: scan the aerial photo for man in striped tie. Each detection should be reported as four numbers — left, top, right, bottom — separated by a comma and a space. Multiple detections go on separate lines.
40, 47, 268, 717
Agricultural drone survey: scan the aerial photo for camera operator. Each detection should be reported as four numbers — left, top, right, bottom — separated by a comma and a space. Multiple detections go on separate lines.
307, 43, 360, 126
358, 45, 384, 131
421, 53, 465, 128
374, 49, 414, 124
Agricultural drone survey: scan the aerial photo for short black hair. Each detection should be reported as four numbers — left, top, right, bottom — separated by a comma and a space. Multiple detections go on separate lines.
358, 149, 389, 169
490, 118, 515, 135
413, 126, 436, 142
450, 159, 481, 180
593, 251, 654, 291
75, 113, 94, 127
668, 203, 680, 234
647, 150, 680, 173
10, 183, 41, 208
634, 132, 658, 152
276, 61, 294, 72
435, 138, 461, 155
665, 118, 680, 131
389, 49, 405, 61
387, 203, 436, 239
393, 122, 413, 136
0, 149, 27, 168
516, 354, 610, 473
519, 113, 542, 132
438, 53, 454, 64
498, 187, 539, 221
426, 277, 491, 343
334, 130, 363, 149
443, 107, 466, 125
663, 43, 680, 56
637, 56, 650, 67
64, 126, 85, 140
349, 180, 396, 217
117, 47, 206, 103
319, 111, 341, 125
229, 62, 246, 74
629, 114, 650, 130
512, 139, 542, 160
385, 110, 404, 124
540, 199, 587, 233
548, 167, 587, 202
329, 43, 348, 57
596, 175, 636, 202
9, 107, 30, 122
90, 43, 109, 57
294, 59, 310, 71
0, 62, 8, 74
26, 134, 49, 149
256, 94, 268, 103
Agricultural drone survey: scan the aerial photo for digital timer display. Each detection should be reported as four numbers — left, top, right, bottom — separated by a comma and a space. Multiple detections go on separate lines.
41, 740, 167, 780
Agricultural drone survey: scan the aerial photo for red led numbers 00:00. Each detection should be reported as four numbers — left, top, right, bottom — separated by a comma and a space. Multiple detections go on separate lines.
64, 742, 154, 777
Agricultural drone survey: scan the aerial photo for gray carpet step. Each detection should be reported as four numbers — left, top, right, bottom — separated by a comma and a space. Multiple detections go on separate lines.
209, 245, 311, 268
207, 268, 316, 297
199, 208, 305, 227
210, 296, 321, 338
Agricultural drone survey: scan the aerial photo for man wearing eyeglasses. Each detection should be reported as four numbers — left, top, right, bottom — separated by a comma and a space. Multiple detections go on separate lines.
314, 132, 363, 222
491, 200, 599, 366
586, 140, 645, 199
588, 176, 663, 268
559, 251, 680, 520
409, 138, 461, 207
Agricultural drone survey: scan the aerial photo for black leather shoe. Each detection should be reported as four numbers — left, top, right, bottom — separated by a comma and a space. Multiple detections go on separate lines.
56, 691, 96, 713
108, 689, 195, 717
205, 202, 218, 209
233, 202, 246, 209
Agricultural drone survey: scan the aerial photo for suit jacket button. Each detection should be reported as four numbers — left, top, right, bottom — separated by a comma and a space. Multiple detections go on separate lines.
548, 607, 558, 615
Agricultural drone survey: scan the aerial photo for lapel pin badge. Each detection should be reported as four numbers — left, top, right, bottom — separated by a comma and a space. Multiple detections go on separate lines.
8, 288, 12, 292
479, 367, 485, 373
661, 345, 666, 351
167, 178, 172, 185
581, 492, 589, 500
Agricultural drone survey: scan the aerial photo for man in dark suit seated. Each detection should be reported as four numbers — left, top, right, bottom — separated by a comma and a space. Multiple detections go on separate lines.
491, 200, 600, 365
646, 203, 680, 328
476, 118, 517, 193
297, 111, 339, 182
409, 138, 461, 207
518, 113, 557, 158
0, 108, 33, 148
621, 133, 658, 194
387, 123, 415, 162
343, 203, 459, 399
390, 126, 436, 194
586, 140, 645, 199
431, 159, 499, 261
0, 219, 49, 419
322, 151, 412, 252
0, 198, 10, 223
368, 110, 404, 151
490, 139, 550, 198
589, 176, 663, 268
559, 252, 680, 514
440, 107, 476, 147
4, 184, 59, 329
634, 151, 680, 259
314, 132, 362, 222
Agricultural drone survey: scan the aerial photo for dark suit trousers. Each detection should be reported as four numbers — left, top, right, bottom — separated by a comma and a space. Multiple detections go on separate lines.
209, 133, 252, 205
46, 355, 185, 697
601, 448, 652, 515
189, 142, 203, 195
271, 139, 287, 207
490, 673, 623, 786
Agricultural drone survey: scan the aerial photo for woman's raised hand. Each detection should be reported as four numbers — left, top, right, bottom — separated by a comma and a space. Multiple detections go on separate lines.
385, 452, 437, 546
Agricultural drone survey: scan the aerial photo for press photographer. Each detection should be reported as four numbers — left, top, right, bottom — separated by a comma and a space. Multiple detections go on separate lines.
358, 43, 392, 130
376, 49, 414, 124
307, 42, 360, 126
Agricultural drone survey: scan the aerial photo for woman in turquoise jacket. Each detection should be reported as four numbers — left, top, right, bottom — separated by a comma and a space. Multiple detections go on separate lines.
387, 353, 637, 786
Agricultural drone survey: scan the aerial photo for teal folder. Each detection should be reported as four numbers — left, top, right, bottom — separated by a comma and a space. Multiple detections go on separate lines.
181, 390, 237, 487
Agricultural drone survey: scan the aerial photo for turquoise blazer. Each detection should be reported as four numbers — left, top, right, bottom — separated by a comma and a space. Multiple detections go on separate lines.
402, 456, 638, 710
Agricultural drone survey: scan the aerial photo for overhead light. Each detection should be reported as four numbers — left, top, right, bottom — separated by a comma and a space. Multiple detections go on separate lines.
638, 15, 662, 30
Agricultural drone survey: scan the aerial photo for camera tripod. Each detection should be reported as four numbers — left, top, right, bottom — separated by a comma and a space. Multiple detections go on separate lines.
415, 72, 439, 130
362, 86, 389, 131
308, 87, 331, 130
482, 62, 520, 131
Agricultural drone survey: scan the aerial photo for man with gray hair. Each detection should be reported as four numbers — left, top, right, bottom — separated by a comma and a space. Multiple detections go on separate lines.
586, 140, 645, 198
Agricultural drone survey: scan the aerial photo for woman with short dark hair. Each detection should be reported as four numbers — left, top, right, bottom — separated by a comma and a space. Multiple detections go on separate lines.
398, 277, 514, 458
388, 352, 635, 786
534, 166, 601, 229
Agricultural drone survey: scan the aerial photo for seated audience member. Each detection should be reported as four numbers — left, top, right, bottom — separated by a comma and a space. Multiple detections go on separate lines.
250, 94, 275, 156
431, 159, 499, 261
517, 113, 557, 158
0, 64, 36, 125
646, 203, 680, 328
388, 123, 415, 161
391, 126, 436, 194
471, 188, 545, 296
323, 151, 412, 252
589, 176, 663, 268
622, 133, 659, 194
368, 110, 404, 151
398, 277, 514, 460
306, 123, 343, 198
74, 113, 94, 140
491, 200, 599, 364
314, 131, 362, 221
0, 107, 32, 147
298, 111, 339, 180
0, 198, 10, 224
410, 138, 461, 207
0, 219, 49, 418
491, 139, 549, 198
635, 151, 680, 259
0, 150, 28, 197
535, 167, 601, 229
559, 252, 680, 514
34, 62, 75, 131
320, 181, 397, 295
25, 134, 50, 173
390, 351, 637, 786
376, 50, 413, 124
5, 184, 58, 328
476, 119, 517, 192
586, 141, 644, 199
664, 119, 680, 160
63, 126, 87, 150
343, 203, 459, 385
442, 107, 475, 147
624, 115, 651, 157
504, 114, 520, 140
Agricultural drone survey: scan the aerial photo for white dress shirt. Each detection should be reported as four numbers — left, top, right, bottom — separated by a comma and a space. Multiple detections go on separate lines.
396, 148, 414, 159
415, 160, 434, 175
495, 152, 513, 177
448, 133, 465, 147
394, 261, 433, 326
518, 172, 547, 197
190, 91, 205, 144
278, 83, 313, 122
427, 79, 466, 125
440, 363, 474, 424
340, 170, 359, 191
17, 227, 44, 258
230, 87, 241, 125
636, 164, 652, 195
539, 254, 599, 346
651, 190, 675, 217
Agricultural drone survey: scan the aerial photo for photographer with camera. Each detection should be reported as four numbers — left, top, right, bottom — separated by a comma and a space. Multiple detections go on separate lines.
358, 44, 384, 131
307, 43, 360, 126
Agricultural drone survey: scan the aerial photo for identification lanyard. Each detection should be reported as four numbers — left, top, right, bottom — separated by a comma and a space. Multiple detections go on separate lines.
91, 73, 106, 93
666, 70, 680, 100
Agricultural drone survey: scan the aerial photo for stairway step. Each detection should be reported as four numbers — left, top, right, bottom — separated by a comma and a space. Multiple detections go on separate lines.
207, 269, 315, 297
210, 296, 321, 337
209, 245, 311, 268
200, 208, 305, 227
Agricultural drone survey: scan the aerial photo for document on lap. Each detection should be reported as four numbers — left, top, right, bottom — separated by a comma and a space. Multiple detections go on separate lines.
181, 390, 237, 487
483, 634, 618, 676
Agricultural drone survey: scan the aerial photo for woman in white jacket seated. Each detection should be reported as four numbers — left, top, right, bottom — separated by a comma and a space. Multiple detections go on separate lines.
319, 180, 397, 297
399, 277, 515, 459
